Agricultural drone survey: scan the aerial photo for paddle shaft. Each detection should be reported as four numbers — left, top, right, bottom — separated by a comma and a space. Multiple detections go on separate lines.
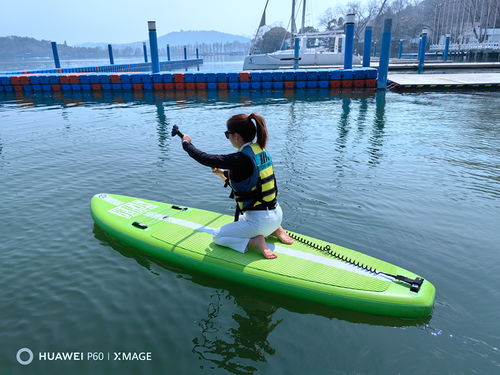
173, 124, 215, 172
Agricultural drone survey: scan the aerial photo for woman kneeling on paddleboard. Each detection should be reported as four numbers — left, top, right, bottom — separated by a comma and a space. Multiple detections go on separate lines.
180, 113, 293, 259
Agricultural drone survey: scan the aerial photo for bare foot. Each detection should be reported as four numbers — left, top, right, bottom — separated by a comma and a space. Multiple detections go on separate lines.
261, 249, 277, 259
248, 236, 277, 259
272, 227, 294, 245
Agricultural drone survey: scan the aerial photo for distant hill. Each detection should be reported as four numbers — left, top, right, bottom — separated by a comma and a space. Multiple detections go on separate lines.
0, 31, 250, 61
157, 30, 250, 46
78, 30, 250, 49
0, 36, 107, 60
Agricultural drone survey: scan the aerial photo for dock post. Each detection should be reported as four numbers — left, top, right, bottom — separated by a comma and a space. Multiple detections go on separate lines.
417, 35, 424, 62
167, 45, 171, 61
398, 39, 403, 59
143, 42, 148, 63
108, 44, 114, 65
344, 13, 355, 69
293, 37, 300, 69
363, 24, 372, 67
443, 34, 450, 61
418, 28, 428, 74
196, 47, 199, 59
184, 46, 187, 60
377, 18, 392, 90
148, 21, 160, 73
51, 41, 61, 69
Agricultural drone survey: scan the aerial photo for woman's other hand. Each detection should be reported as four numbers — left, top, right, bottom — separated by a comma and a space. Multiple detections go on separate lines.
182, 134, 192, 143
212, 168, 227, 181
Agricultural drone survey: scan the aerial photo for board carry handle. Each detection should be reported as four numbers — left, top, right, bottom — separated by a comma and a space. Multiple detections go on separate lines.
131, 205, 189, 230
171, 124, 184, 138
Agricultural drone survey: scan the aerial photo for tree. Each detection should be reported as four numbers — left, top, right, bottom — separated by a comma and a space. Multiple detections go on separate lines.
259, 27, 291, 53
319, 0, 389, 38
319, 8, 344, 31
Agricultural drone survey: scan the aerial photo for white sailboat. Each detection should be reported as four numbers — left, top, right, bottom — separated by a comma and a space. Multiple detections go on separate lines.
243, 0, 361, 70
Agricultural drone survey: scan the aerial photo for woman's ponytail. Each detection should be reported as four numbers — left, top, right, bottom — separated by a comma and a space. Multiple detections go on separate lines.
249, 113, 268, 149
227, 113, 268, 148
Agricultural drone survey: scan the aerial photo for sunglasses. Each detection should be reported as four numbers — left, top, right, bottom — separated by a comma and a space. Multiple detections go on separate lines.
224, 130, 234, 139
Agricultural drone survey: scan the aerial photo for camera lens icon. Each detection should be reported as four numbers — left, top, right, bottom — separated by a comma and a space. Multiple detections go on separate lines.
16, 348, 34, 365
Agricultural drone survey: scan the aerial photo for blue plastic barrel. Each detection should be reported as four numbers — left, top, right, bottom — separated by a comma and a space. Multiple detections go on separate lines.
184, 73, 196, 83
272, 71, 284, 81
262, 82, 272, 90
194, 73, 206, 83
295, 70, 307, 81
306, 71, 319, 81
216, 73, 228, 82
296, 81, 306, 89
250, 72, 262, 82
228, 73, 239, 82
284, 71, 296, 81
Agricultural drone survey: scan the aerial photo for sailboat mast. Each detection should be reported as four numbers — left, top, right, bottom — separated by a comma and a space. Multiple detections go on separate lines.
291, 0, 297, 34
301, 0, 306, 32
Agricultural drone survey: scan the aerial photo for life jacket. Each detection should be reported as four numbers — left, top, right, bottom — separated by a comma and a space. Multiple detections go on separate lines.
229, 143, 277, 219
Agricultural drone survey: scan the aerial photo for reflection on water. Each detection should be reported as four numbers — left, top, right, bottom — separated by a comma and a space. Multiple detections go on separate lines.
336, 97, 352, 152
192, 291, 280, 375
281, 100, 307, 186
355, 97, 369, 137
155, 103, 170, 153
0, 88, 377, 109
368, 91, 387, 166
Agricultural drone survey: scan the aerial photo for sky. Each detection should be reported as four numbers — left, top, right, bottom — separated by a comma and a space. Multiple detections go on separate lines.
0, 0, 358, 45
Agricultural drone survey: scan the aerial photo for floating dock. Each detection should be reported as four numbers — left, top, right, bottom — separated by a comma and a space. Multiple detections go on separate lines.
368, 61, 500, 71
273, 62, 500, 72
0, 68, 378, 95
384, 61, 500, 71
389, 72, 500, 90
2, 66, 499, 96
0, 59, 203, 75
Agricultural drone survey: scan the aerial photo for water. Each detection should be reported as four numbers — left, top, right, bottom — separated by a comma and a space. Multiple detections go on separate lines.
1, 88, 499, 374
0, 55, 244, 73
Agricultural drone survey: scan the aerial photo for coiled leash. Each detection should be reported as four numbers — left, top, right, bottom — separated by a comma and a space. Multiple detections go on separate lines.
286, 232, 424, 293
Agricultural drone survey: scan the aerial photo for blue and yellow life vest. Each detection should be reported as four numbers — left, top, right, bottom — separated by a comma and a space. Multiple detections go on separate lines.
229, 143, 277, 215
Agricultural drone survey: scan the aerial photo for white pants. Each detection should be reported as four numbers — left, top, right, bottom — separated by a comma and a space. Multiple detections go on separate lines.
213, 204, 283, 253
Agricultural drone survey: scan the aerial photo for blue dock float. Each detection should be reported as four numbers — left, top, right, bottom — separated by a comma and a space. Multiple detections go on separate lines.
0, 68, 378, 95
0, 59, 203, 76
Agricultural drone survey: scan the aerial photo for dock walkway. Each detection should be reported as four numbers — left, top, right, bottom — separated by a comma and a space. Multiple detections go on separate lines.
389, 72, 500, 90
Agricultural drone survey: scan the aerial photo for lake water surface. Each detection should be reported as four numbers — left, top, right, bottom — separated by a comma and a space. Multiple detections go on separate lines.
1, 88, 499, 374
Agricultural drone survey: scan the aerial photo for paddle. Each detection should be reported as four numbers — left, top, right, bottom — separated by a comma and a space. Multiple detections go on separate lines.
171, 124, 184, 138
173, 125, 220, 175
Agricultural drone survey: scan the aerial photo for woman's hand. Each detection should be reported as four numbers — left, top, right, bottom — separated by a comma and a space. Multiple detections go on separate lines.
182, 134, 192, 143
212, 168, 227, 181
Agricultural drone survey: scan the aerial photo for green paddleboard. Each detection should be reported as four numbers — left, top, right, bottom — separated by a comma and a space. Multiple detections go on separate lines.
90, 193, 435, 318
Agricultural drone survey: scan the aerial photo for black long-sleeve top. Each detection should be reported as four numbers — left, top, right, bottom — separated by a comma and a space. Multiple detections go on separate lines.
182, 141, 253, 183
